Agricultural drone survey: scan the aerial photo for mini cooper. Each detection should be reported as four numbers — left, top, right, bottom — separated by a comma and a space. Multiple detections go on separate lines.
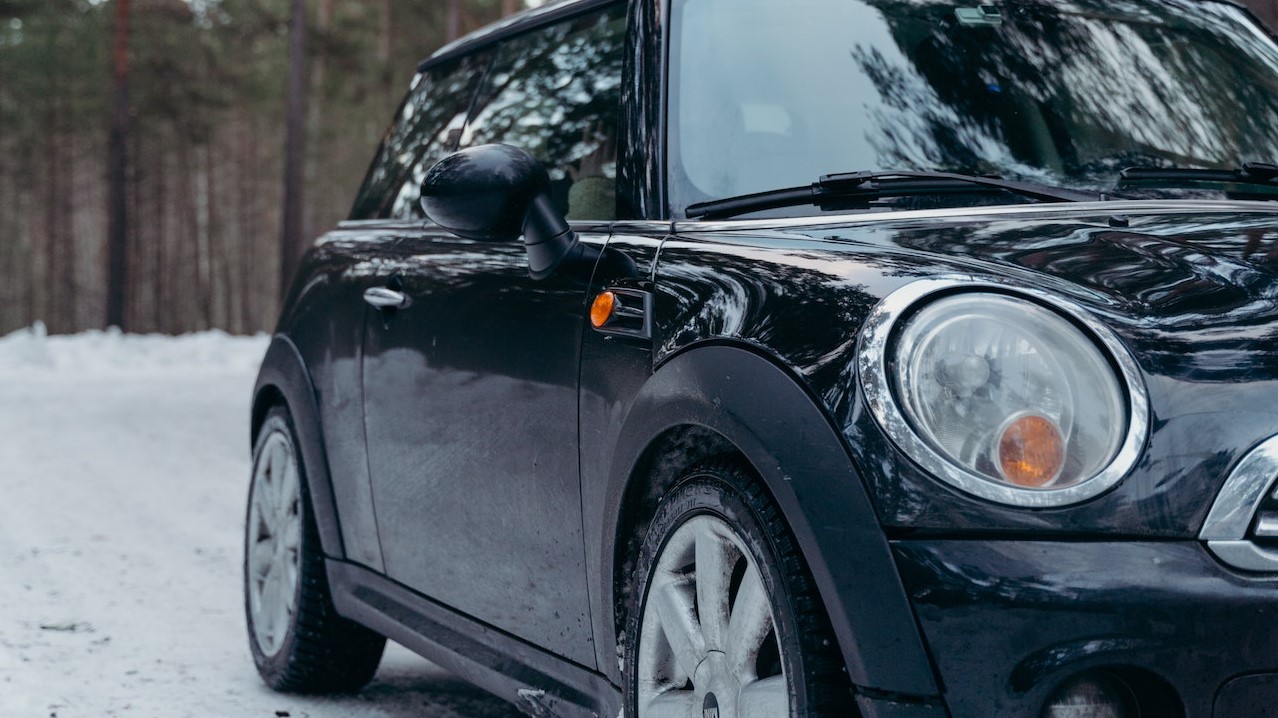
244, 0, 1278, 716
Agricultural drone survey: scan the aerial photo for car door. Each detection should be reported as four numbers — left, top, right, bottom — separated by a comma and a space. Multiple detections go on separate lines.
360, 4, 627, 667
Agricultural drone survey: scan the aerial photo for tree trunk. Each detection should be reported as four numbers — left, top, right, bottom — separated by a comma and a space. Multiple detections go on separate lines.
447, 0, 461, 42
154, 133, 168, 333
280, 0, 309, 300
42, 126, 59, 331
107, 0, 131, 330
195, 144, 213, 329
502, 0, 519, 17
304, 0, 333, 246
379, 0, 391, 64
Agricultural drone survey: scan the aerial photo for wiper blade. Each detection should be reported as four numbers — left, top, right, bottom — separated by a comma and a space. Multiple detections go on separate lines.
1120, 162, 1278, 188
685, 170, 1099, 220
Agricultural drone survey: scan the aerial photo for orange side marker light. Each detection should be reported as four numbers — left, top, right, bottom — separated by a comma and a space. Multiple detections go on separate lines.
591, 291, 617, 328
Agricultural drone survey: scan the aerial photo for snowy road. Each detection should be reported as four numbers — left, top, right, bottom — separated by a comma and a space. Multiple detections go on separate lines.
0, 327, 521, 718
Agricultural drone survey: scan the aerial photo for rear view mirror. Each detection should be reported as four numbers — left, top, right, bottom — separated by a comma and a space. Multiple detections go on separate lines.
421, 144, 585, 280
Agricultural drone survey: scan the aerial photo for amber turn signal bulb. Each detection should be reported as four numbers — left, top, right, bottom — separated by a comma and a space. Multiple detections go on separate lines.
997, 414, 1066, 487
591, 291, 617, 328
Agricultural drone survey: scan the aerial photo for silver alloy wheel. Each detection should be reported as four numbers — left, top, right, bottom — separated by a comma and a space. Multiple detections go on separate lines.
247, 430, 303, 658
637, 515, 789, 718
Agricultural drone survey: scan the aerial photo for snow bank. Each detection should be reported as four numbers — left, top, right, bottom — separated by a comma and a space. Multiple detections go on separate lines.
0, 328, 519, 717
0, 322, 270, 376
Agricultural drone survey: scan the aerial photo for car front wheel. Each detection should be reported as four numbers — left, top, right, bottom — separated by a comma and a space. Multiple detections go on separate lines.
244, 405, 385, 692
624, 461, 851, 717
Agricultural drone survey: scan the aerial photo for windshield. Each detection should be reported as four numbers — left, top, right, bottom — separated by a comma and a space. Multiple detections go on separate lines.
668, 0, 1278, 216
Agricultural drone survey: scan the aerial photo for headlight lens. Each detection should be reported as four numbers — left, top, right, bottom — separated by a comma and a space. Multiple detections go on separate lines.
858, 281, 1148, 507
893, 294, 1126, 492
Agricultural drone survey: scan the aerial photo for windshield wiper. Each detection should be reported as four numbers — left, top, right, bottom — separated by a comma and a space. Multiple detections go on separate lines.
685, 170, 1099, 220
1120, 162, 1278, 190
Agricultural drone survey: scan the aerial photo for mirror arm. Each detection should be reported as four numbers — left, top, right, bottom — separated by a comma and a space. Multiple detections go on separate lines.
524, 192, 590, 280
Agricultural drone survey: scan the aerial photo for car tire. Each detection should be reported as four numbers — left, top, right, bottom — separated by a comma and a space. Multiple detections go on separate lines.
244, 405, 386, 693
623, 460, 852, 717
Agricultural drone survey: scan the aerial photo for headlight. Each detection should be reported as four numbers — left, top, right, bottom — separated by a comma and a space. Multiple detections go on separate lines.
859, 280, 1148, 507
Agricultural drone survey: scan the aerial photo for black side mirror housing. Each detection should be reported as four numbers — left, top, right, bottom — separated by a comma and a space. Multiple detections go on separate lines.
421, 144, 587, 281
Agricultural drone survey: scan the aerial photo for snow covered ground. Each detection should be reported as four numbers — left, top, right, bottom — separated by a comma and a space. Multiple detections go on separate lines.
0, 325, 521, 718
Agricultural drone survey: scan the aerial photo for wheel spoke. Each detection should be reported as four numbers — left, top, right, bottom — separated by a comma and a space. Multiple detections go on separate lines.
726, 562, 773, 680
695, 525, 734, 652
652, 574, 707, 682
273, 573, 293, 640
646, 688, 699, 717
259, 565, 282, 643
250, 539, 275, 578
284, 560, 299, 612
277, 454, 299, 522
254, 471, 277, 524
268, 440, 287, 485
281, 509, 301, 551
738, 675, 788, 718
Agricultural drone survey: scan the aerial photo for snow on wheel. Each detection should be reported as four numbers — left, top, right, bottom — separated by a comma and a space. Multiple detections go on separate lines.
244, 405, 386, 693
624, 461, 852, 718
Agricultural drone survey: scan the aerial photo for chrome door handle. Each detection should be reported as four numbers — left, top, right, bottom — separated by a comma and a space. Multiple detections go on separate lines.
363, 286, 412, 310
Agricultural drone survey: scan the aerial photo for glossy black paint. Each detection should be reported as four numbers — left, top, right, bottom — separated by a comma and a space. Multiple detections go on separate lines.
359, 221, 605, 668
421, 143, 549, 242
585, 343, 940, 697
269, 229, 411, 570
263, 199, 1278, 714
423, 143, 592, 280
653, 206, 1278, 538
251, 0, 1278, 715
893, 539, 1278, 717
644, 202, 1278, 711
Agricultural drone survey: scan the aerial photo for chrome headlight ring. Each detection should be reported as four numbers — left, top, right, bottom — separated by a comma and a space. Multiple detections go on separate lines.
857, 277, 1150, 508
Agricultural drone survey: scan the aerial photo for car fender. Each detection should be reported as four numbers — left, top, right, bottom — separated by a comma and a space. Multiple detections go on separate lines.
251, 335, 344, 559
604, 342, 940, 699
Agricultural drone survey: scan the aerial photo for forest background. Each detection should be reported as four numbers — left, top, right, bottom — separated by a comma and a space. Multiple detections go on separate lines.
0, 0, 525, 336
1, 0, 1277, 336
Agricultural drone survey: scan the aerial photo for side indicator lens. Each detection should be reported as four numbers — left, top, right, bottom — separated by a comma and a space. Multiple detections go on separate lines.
591, 291, 617, 328
998, 414, 1066, 487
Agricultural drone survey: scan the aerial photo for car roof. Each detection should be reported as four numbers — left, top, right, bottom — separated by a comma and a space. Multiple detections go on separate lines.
417, 0, 1273, 72
419, 0, 622, 73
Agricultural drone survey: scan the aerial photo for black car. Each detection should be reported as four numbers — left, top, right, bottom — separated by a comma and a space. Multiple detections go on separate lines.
243, 1, 1278, 716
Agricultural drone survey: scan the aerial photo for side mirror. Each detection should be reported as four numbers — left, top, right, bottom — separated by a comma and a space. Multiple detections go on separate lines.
421, 144, 586, 281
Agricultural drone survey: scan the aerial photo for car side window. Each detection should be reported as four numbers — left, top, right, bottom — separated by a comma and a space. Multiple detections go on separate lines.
350, 52, 493, 221
461, 4, 627, 221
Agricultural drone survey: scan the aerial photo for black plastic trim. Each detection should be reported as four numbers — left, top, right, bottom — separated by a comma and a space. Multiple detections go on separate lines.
600, 344, 942, 697
593, 287, 653, 338
327, 559, 621, 718
252, 335, 345, 559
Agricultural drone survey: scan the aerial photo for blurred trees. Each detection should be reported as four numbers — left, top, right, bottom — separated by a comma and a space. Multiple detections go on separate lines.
1, 0, 1277, 335
0, 0, 514, 335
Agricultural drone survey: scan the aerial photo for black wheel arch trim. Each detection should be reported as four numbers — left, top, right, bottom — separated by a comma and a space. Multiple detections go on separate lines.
602, 342, 942, 698
251, 335, 345, 560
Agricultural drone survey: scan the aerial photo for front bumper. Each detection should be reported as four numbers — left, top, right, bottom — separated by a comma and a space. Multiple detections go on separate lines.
892, 540, 1278, 717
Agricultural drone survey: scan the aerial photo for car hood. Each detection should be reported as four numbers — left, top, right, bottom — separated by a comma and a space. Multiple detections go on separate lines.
676, 199, 1278, 534
754, 200, 1278, 383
